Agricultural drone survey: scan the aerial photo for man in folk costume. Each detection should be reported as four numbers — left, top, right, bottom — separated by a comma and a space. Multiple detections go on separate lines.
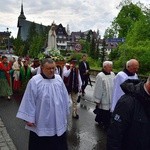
0, 56, 13, 100
63, 58, 82, 119
30, 58, 40, 76
93, 61, 115, 130
111, 59, 139, 112
16, 58, 70, 150
20, 58, 32, 93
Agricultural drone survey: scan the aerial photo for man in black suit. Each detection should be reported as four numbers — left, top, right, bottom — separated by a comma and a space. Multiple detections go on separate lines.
79, 54, 90, 96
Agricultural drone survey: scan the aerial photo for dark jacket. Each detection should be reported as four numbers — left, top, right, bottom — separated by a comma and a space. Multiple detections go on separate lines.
107, 79, 150, 150
79, 61, 90, 78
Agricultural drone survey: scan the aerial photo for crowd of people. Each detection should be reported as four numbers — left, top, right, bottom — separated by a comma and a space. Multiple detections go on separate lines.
15, 54, 90, 149
92, 58, 150, 150
1, 53, 150, 150
0, 55, 41, 100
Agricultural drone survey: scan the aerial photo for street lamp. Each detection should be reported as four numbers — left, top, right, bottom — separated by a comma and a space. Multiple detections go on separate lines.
7, 28, 9, 52
6, 27, 11, 53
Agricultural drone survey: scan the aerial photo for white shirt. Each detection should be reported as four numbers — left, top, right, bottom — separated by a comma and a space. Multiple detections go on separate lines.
16, 74, 70, 137
63, 65, 82, 91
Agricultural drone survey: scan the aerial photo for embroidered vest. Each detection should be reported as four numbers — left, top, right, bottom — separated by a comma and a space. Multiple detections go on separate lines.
64, 67, 79, 94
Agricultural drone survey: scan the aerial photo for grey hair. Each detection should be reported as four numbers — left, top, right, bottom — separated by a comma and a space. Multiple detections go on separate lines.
41, 58, 55, 67
126, 59, 138, 68
103, 61, 113, 67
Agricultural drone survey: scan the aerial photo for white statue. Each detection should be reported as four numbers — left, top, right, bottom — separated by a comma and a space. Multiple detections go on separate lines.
45, 22, 57, 55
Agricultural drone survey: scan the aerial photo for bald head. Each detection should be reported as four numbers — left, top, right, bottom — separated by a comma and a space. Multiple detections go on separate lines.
126, 59, 139, 74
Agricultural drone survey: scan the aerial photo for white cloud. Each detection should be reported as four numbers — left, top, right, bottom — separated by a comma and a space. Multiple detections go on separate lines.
0, 0, 149, 38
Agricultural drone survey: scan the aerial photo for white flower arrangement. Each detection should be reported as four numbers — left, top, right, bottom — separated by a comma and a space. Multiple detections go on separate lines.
48, 49, 65, 61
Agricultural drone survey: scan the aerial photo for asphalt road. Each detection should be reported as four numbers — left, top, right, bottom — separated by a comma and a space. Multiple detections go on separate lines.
0, 84, 107, 150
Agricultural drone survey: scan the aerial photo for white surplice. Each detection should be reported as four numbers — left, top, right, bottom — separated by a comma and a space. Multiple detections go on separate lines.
93, 72, 115, 110
16, 74, 70, 137
111, 71, 138, 112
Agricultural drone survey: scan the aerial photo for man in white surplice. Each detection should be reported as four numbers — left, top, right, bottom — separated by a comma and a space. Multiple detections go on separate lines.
16, 58, 70, 150
111, 59, 139, 112
93, 61, 115, 130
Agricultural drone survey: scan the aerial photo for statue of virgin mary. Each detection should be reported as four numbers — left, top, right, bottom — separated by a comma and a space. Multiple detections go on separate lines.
45, 22, 57, 55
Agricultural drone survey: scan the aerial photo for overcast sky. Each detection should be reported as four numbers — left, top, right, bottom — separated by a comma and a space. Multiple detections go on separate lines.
0, 0, 149, 38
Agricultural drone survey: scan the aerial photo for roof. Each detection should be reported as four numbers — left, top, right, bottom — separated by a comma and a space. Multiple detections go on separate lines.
17, 19, 47, 41
0, 32, 10, 37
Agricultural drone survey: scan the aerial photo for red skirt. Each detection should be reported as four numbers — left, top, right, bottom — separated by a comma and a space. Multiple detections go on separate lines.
13, 80, 21, 90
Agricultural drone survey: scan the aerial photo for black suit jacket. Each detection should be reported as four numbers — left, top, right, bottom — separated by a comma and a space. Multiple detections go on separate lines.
79, 61, 90, 78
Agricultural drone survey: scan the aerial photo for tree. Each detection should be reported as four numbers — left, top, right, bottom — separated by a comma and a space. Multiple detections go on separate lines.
104, 2, 144, 39
79, 39, 89, 53
103, 1, 150, 75
89, 34, 96, 59
126, 10, 150, 45
25, 22, 38, 54
28, 35, 43, 58
99, 39, 107, 65
113, 2, 143, 38
13, 37, 25, 56
104, 27, 116, 39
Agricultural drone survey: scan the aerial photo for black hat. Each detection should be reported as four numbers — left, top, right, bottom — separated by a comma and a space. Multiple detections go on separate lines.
69, 58, 77, 62
33, 58, 39, 62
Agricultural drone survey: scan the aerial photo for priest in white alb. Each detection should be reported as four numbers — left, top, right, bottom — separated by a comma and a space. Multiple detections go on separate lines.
16, 58, 70, 150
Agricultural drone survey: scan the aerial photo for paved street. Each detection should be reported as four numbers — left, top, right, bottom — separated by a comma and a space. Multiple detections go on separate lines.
0, 118, 16, 150
0, 79, 107, 150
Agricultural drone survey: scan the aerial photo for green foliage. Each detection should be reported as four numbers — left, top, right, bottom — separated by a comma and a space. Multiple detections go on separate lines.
99, 39, 107, 65
67, 52, 83, 63
13, 37, 25, 56
85, 30, 99, 60
103, 2, 150, 75
67, 52, 101, 70
126, 14, 150, 45
105, 2, 144, 38
86, 30, 93, 42
89, 35, 96, 59
114, 43, 150, 75
109, 48, 120, 60
114, 3, 143, 38
88, 57, 101, 70
104, 27, 116, 38
79, 39, 90, 53
28, 35, 43, 58
37, 52, 45, 60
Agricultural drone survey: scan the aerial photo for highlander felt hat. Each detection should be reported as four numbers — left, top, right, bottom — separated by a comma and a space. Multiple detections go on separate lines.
33, 58, 39, 62
69, 58, 77, 62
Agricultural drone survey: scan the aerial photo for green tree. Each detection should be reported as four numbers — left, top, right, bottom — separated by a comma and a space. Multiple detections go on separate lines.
126, 11, 150, 45
13, 37, 25, 56
104, 27, 116, 39
113, 2, 143, 38
79, 39, 89, 53
28, 35, 43, 58
89, 35, 96, 59
99, 39, 107, 65
104, 2, 144, 39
